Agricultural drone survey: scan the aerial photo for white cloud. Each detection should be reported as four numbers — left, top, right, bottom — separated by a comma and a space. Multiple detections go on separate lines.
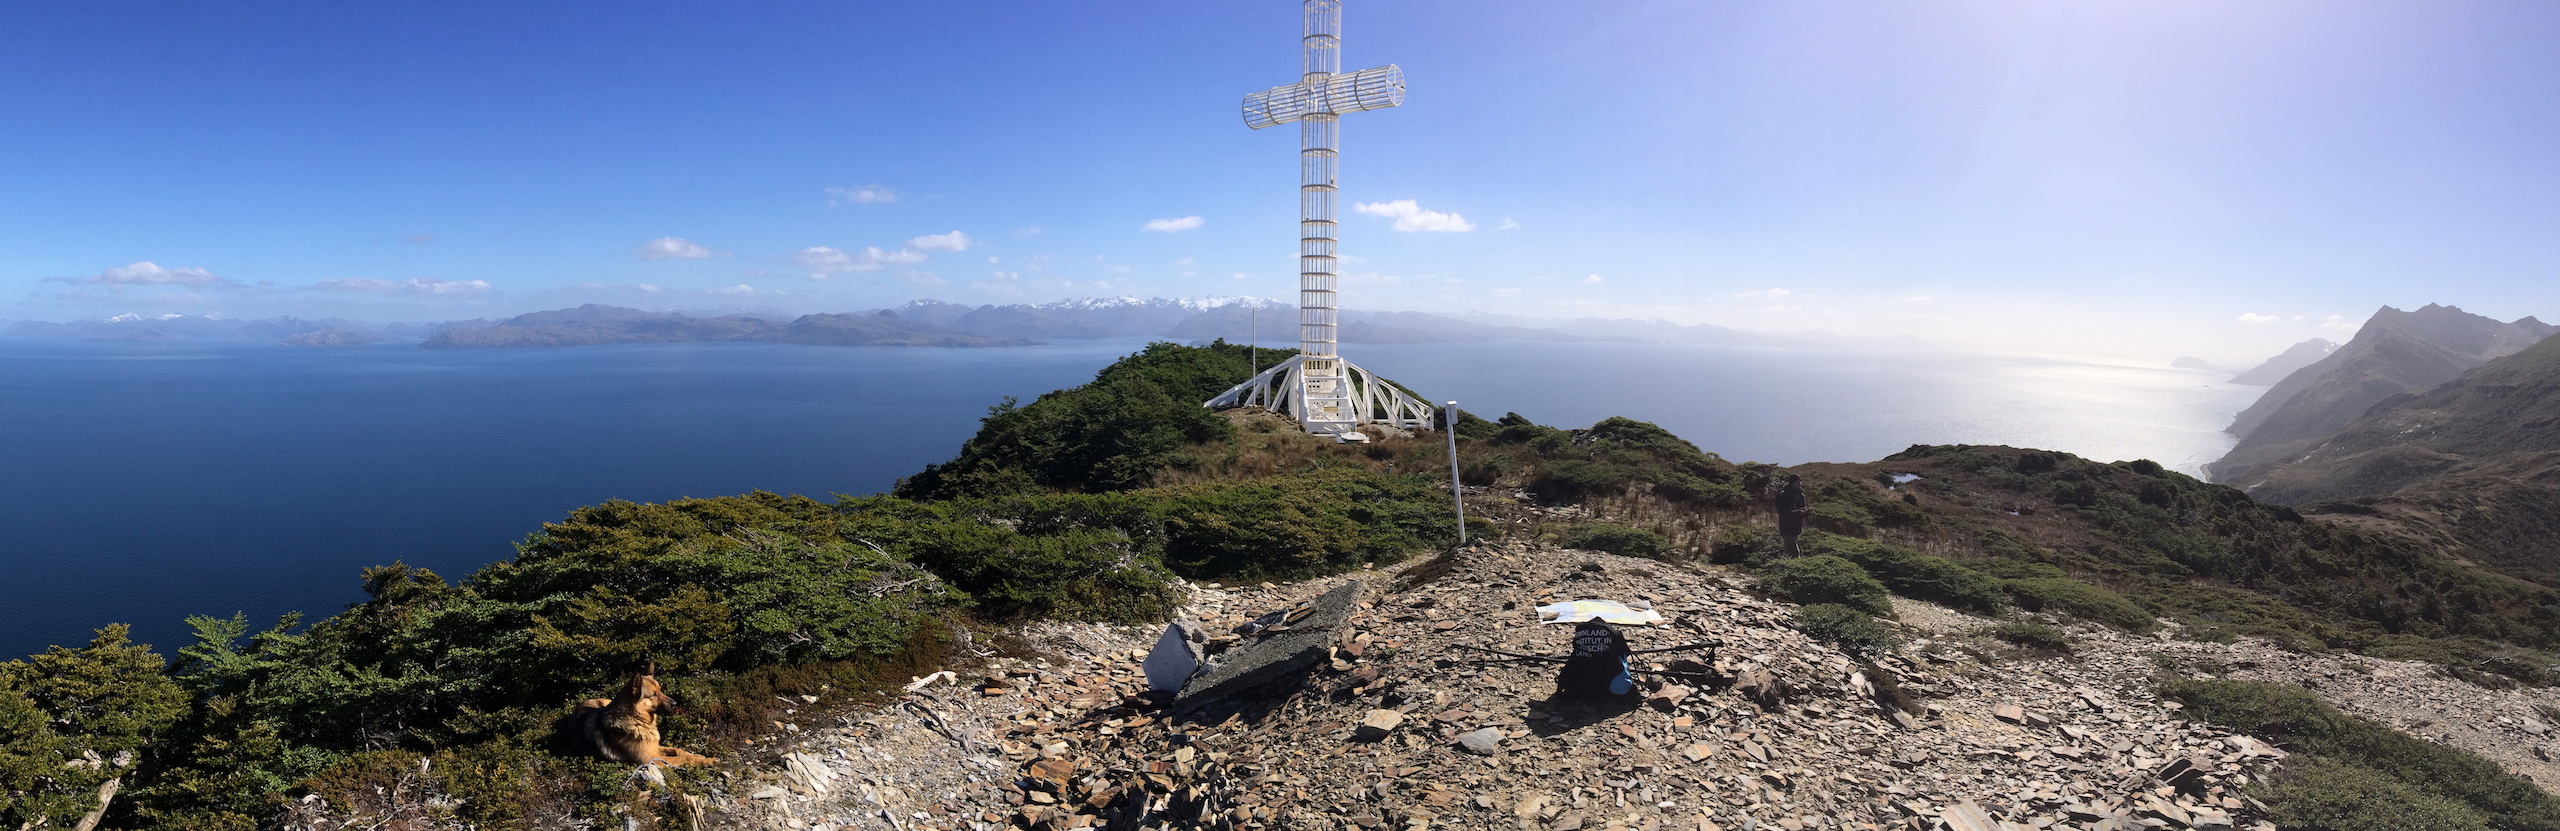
1353, 200, 1475, 232
1581, 274, 1604, 285
711, 284, 756, 295
1493, 287, 1523, 299
908, 230, 973, 252
639, 284, 662, 293
307, 276, 492, 295
826, 185, 897, 205
1015, 227, 1043, 236
1175, 257, 1196, 267
637, 237, 711, 260
309, 278, 400, 292
987, 256, 1001, 264
794, 245, 928, 275
2318, 314, 2359, 333
2236, 312, 2280, 324
413, 278, 490, 295
1232, 272, 1251, 280
902, 271, 946, 286
1735, 288, 1791, 299
1143, 216, 1205, 233
1497, 218, 1519, 231
64, 261, 231, 287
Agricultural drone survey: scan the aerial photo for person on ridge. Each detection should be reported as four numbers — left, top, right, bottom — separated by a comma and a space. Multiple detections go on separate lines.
1775, 473, 1810, 558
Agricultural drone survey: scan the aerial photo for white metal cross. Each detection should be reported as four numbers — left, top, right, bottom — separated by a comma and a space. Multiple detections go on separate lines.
1204, 0, 1432, 437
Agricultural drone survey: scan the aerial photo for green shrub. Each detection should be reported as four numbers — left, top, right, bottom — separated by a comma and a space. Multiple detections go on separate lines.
2159, 678, 2560, 831
498, 499, 971, 667
1457, 453, 1511, 486
1141, 467, 1454, 581
1960, 557, 2067, 580
1759, 556, 1893, 616
1810, 477, 1926, 532
1709, 524, 1772, 565
1799, 534, 2003, 615
1984, 622, 2071, 651
1560, 523, 1673, 559
2259, 755, 2489, 831
896, 341, 1278, 498
1804, 501, 1874, 537
1529, 459, 1634, 503
0, 626, 190, 831
1792, 604, 1903, 657
1498, 416, 1750, 509
2002, 577, 2156, 632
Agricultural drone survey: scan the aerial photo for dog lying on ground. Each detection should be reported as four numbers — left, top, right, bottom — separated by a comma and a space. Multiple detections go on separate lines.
565, 663, 719, 768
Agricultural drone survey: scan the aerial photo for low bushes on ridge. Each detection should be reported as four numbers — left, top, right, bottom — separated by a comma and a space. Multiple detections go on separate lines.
2160, 677, 2560, 831
1758, 555, 1893, 617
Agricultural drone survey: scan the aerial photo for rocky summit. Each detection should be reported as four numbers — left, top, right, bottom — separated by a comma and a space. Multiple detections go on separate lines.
685, 524, 2560, 831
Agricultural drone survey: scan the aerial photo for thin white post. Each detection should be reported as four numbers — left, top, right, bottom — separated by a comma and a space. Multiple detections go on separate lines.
1445, 400, 1465, 545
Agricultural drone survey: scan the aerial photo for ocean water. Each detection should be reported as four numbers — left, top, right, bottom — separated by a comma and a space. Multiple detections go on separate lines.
0, 337, 2258, 659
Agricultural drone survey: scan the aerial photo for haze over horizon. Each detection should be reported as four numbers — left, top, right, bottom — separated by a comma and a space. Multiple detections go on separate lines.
5, 1, 2556, 366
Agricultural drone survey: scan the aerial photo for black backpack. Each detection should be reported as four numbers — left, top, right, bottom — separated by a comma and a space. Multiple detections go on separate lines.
1554, 619, 1631, 698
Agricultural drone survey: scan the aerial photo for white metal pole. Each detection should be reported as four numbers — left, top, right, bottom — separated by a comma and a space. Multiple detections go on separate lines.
1445, 400, 1465, 545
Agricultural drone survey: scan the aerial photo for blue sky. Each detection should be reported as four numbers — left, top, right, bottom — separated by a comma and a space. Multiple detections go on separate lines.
4, 0, 2555, 362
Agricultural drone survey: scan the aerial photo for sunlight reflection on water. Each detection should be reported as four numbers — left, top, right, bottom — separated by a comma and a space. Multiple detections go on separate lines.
1346, 342, 2260, 476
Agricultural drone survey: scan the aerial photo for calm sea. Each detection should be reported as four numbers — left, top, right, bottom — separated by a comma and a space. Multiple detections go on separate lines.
0, 337, 2258, 659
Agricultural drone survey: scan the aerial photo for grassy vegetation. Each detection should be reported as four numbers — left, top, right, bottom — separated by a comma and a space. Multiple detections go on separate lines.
1758, 556, 1894, 617
896, 341, 1285, 498
2257, 755, 2490, 831
1796, 534, 2007, 617
1791, 604, 1903, 657
1480, 414, 1754, 509
2000, 576, 2157, 633
2160, 677, 2560, 831
1883, 444, 2560, 668
1982, 621, 2071, 652
1557, 522, 1674, 559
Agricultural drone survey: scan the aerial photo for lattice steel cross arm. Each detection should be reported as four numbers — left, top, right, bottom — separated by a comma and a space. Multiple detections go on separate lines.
1240, 64, 1405, 130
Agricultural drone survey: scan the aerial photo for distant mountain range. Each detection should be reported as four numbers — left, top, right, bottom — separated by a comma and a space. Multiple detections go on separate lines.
2210, 304, 2554, 486
2211, 313, 2560, 587
2228, 338, 2338, 386
417, 305, 1032, 348
4, 297, 1925, 351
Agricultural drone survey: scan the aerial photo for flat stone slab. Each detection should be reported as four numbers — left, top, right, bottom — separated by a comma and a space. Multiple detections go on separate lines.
1455, 727, 1504, 755
1173, 580, 1363, 712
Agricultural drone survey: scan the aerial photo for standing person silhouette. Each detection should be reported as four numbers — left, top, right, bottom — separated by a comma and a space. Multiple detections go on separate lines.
1775, 473, 1810, 557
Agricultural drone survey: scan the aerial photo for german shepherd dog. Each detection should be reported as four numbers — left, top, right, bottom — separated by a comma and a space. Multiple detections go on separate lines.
566, 663, 719, 768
